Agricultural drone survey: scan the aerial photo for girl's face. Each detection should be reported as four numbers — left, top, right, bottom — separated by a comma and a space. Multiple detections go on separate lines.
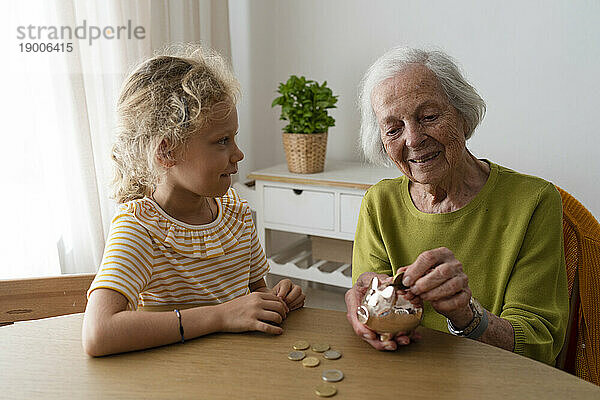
168, 106, 244, 198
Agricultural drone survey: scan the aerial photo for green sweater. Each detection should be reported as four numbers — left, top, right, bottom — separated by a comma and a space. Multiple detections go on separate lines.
352, 161, 568, 365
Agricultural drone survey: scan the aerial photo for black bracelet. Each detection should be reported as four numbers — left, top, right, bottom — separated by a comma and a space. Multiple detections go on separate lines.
173, 309, 185, 344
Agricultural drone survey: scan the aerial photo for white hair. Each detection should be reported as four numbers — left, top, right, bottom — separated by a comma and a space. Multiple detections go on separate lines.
358, 47, 486, 165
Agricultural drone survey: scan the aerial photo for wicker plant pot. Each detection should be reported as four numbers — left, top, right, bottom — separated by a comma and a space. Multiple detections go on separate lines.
282, 132, 327, 174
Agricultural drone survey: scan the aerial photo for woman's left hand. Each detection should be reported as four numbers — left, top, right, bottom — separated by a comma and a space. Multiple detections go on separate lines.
272, 279, 306, 311
401, 247, 474, 328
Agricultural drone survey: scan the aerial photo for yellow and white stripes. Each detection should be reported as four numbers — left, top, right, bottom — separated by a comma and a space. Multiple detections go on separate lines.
88, 188, 269, 309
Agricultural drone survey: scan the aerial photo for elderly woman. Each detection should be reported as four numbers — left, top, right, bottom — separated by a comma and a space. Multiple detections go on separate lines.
345, 47, 568, 365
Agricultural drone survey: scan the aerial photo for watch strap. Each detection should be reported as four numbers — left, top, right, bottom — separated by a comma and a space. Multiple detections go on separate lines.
447, 297, 488, 339
465, 305, 488, 339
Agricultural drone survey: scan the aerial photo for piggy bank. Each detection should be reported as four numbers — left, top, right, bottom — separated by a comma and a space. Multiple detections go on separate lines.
356, 276, 423, 341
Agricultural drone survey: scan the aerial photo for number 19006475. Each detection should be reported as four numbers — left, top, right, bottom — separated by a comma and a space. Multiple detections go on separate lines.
19, 42, 73, 53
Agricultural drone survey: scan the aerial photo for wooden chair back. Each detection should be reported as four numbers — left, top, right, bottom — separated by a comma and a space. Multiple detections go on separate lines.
0, 273, 95, 326
555, 186, 600, 386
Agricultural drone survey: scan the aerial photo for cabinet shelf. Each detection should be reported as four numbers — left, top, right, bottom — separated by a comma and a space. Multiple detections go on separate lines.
267, 238, 352, 289
250, 161, 398, 289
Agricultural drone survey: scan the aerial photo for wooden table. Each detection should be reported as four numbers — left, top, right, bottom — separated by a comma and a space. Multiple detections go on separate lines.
1, 308, 598, 399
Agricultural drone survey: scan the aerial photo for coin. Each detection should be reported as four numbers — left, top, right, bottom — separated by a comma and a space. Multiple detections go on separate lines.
393, 271, 409, 290
323, 350, 341, 360
287, 351, 306, 361
293, 340, 310, 350
311, 343, 330, 353
315, 383, 337, 397
302, 356, 320, 367
322, 369, 344, 382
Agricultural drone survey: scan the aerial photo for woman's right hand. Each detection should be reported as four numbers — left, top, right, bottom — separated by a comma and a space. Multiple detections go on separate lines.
345, 271, 417, 351
218, 292, 289, 335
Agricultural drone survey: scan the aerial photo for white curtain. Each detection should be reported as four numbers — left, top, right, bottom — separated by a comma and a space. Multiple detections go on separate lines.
0, 0, 231, 278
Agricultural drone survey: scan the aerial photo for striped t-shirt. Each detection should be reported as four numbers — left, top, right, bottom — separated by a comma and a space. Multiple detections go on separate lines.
88, 188, 269, 310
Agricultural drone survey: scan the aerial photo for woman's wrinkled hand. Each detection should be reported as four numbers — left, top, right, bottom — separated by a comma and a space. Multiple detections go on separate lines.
345, 271, 417, 351
272, 278, 306, 311
402, 247, 473, 328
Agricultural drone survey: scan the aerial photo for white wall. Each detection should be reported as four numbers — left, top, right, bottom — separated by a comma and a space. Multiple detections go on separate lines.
229, 0, 600, 218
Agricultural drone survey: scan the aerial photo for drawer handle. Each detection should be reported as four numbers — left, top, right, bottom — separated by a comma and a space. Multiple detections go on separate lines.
292, 189, 303, 195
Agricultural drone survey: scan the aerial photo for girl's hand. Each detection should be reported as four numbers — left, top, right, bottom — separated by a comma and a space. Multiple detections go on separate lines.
402, 247, 473, 328
218, 292, 289, 335
272, 279, 305, 311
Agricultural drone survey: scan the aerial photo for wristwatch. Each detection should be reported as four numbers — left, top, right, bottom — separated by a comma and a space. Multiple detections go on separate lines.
447, 297, 488, 339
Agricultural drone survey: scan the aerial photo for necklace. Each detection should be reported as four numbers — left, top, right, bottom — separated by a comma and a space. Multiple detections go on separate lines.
206, 197, 215, 221
153, 192, 215, 223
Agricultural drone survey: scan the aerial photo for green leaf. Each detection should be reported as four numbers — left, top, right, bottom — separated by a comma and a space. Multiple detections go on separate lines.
272, 74, 338, 133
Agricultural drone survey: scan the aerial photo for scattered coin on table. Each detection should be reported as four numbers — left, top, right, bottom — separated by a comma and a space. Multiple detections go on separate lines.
322, 369, 344, 383
302, 356, 320, 367
293, 340, 310, 350
315, 383, 337, 397
323, 350, 342, 360
287, 351, 306, 361
311, 343, 330, 353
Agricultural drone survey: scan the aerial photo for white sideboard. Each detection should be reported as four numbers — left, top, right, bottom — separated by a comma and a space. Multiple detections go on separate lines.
248, 160, 400, 288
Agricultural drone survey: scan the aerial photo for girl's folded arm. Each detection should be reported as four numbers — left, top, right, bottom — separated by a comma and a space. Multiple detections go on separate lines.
249, 277, 269, 292
82, 288, 223, 357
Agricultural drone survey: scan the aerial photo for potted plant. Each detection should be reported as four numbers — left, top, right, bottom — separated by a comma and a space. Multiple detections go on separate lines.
271, 75, 338, 173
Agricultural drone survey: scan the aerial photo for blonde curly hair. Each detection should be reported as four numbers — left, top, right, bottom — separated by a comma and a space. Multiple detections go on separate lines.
111, 44, 241, 203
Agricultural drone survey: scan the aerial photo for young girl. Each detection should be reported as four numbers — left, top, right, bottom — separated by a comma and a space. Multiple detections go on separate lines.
83, 45, 305, 357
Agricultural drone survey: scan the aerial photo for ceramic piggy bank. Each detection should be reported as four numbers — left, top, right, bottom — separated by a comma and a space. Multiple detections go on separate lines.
356, 276, 423, 341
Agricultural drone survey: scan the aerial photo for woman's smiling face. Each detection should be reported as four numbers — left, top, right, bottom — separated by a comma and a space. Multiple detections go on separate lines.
371, 64, 468, 185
